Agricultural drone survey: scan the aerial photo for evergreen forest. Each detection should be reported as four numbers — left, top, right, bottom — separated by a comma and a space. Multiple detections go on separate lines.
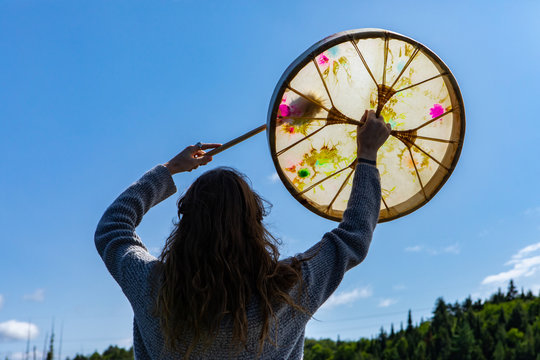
303, 280, 540, 360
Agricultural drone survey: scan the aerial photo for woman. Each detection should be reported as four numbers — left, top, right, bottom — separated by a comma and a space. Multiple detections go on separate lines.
95, 110, 391, 359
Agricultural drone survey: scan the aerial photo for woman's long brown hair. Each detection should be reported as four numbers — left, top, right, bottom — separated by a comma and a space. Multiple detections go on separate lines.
153, 167, 309, 357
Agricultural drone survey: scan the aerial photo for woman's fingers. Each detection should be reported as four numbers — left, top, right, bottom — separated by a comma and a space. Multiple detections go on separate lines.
199, 156, 213, 165
194, 149, 206, 157
192, 149, 213, 165
166, 143, 220, 174
359, 110, 368, 125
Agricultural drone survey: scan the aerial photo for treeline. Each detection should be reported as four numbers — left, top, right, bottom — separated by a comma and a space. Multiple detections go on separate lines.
304, 280, 540, 360
67, 346, 133, 360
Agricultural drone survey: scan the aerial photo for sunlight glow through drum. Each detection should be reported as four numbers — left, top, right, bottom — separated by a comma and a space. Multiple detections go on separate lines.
267, 29, 465, 222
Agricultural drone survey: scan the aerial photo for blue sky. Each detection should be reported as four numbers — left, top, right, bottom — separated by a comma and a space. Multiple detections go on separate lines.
1, 0, 539, 358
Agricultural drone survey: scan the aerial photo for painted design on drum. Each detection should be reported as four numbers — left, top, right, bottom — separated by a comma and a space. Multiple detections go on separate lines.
398, 147, 430, 178
285, 144, 346, 191
316, 45, 352, 83
277, 91, 325, 136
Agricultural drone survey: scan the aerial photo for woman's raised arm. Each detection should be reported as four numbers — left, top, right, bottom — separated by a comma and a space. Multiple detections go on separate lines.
94, 143, 219, 300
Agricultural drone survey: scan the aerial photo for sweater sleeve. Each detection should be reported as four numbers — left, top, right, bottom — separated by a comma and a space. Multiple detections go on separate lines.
94, 165, 177, 296
297, 163, 381, 313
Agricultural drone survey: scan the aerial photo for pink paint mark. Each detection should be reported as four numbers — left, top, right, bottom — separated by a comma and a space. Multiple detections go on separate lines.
318, 54, 329, 66
429, 104, 444, 119
279, 104, 290, 117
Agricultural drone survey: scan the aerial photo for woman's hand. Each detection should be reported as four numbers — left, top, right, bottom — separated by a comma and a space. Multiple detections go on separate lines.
163, 143, 221, 175
357, 110, 392, 161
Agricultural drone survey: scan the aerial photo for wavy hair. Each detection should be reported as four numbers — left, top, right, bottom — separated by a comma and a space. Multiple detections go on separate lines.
152, 167, 309, 357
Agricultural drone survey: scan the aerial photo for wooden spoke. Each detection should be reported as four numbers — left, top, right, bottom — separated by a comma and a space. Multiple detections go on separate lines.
280, 115, 362, 127
408, 147, 427, 200
326, 168, 355, 211
394, 135, 451, 172
394, 73, 447, 94
279, 116, 328, 121
312, 58, 335, 108
276, 125, 328, 157
411, 142, 450, 172
381, 196, 390, 213
350, 40, 378, 86
382, 35, 389, 86
336, 118, 364, 126
287, 86, 332, 113
298, 164, 354, 196
414, 135, 458, 144
413, 109, 453, 131
389, 46, 420, 90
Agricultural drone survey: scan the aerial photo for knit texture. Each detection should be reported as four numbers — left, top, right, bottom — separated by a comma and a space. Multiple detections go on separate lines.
95, 164, 381, 359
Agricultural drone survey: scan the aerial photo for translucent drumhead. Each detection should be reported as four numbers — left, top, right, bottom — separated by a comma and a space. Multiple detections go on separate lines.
267, 29, 465, 222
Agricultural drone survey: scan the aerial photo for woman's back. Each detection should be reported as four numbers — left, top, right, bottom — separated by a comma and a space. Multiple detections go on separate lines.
95, 163, 380, 359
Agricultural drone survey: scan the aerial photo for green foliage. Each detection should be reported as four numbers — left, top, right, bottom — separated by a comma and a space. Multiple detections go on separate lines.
304, 280, 540, 360
66, 346, 134, 360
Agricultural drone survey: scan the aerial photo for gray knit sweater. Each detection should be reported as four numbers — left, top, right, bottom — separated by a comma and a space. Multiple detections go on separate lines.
95, 163, 380, 359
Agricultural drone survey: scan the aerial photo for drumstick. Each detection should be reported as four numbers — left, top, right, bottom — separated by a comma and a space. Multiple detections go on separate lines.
205, 124, 267, 156
205, 114, 367, 157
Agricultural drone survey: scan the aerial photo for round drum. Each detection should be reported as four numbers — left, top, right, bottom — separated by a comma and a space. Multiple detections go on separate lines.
267, 28, 465, 222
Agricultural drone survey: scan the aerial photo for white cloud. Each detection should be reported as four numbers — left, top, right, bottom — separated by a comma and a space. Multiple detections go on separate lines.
321, 287, 372, 309
378, 298, 398, 308
482, 242, 540, 285
482, 255, 540, 285
0, 320, 39, 341
511, 242, 540, 260
23, 289, 45, 302
268, 172, 280, 184
0, 294, 4, 310
405, 245, 422, 252
393, 284, 406, 291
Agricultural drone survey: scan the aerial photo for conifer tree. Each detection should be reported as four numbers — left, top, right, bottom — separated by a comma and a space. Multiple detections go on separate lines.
507, 279, 518, 300
432, 298, 452, 359
463, 296, 472, 311
46, 331, 54, 360
507, 302, 526, 331
497, 306, 506, 325
414, 341, 427, 360
450, 321, 475, 360
396, 337, 409, 360
491, 288, 505, 304
493, 340, 505, 360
